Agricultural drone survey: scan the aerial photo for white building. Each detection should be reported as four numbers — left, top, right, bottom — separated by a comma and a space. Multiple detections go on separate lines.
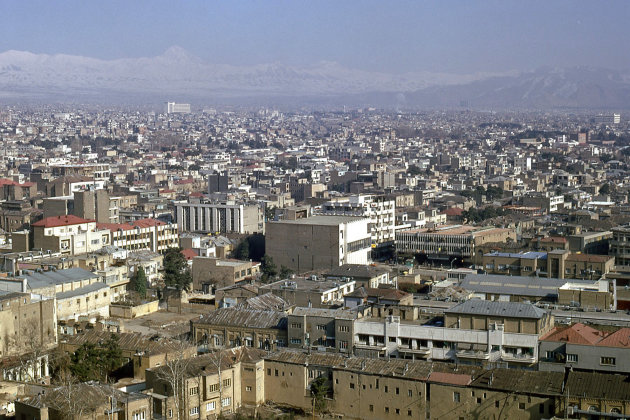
166, 102, 191, 114
175, 200, 265, 234
321, 195, 395, 248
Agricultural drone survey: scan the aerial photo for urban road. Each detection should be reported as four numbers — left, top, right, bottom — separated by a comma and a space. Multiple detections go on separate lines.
413, 296, 630, 327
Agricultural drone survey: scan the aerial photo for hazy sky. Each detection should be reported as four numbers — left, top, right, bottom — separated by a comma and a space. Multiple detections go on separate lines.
2, 0, 629, 74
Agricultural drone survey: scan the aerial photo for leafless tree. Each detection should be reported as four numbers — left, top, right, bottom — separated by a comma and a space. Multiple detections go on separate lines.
154, 340, 195, 420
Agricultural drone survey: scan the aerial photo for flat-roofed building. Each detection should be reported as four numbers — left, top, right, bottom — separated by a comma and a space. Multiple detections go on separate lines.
266, 215, 371, 273
396, 224, 516, 264
192, 257, 260, 293
259, 276, 356, 308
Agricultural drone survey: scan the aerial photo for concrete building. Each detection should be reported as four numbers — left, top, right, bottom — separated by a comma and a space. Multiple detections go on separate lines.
396, 224, 516, 265
611, 225, 630, 267
321, 194, 395, 249
30, 215, 111, 256
266, 215, 371, 273
354, 300, 552, 369
287, 307, 358, 354
191, 257, 260, 293
260, 277, 356, 308
165, 102, 191, 113
97, 218, 179, 254
539, 323, 630, 374
175, 200, 265, 234
324, 264, 393, 288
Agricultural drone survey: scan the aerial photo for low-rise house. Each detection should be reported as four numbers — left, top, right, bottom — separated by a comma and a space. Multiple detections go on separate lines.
191, 307, 287, 350
191, 257, 260, 293
287, 307, 358, 354
324, 263, 393, 288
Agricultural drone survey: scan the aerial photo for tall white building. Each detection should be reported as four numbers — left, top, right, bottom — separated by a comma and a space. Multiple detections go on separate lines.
166, 102, 191, 114
175, 200, 265, 234
321, 195, 395, 248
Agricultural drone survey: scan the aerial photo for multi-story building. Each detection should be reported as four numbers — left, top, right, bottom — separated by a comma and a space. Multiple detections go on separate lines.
287, 307, 357, 353
539, 322, 630, 374
175, 200, 265, 234
260, 277, 356, 308
266, 215, 371, 273
321, 194, 395, 249
610, 225, 630, 267
30, 215, 111, 255
396, 225, 516, 265
354, 300, 552, 369
97, 218, 178, 254
191, 257, 260, 293
165, 102, 191, 113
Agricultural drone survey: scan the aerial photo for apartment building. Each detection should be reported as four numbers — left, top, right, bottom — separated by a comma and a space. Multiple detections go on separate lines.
97, 218, 178, 254
539, 322, 630, 374
354, 300, 552, 368
610, 225, 630, 267
266, 215, 371, 273
321, 194, 395, 249
260, 277, 356, 308
175, 200, 265, 234
30, 215, 111, 256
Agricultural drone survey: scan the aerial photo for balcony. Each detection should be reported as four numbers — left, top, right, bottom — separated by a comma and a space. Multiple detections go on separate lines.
456, 350, 490, 360
398, 346, 430, 356
501, 352, 536, 364
354, 343, 387, 351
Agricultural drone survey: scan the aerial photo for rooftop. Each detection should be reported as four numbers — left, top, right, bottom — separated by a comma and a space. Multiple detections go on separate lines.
269, 215, 367, 226
32, 214, 94, 228
445, 299, 548, 319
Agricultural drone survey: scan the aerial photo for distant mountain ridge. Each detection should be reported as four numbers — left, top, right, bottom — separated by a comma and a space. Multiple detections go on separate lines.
0, 47, 629, 109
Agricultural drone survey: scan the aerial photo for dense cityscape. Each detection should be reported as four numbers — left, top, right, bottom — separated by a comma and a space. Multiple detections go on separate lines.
3, 1, 630, 420
0, 103, 627, 420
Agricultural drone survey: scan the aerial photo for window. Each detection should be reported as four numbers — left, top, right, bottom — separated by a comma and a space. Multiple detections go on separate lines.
222, 397, 231, 407
168, 410, 173, 418
132, 411, 145, 420
601, 357, 616, 366
208, 383, 219, 393
453, 392, 460, 403
223, 378, 231, 387
519, 403, 525, 410
545, 351, 555, 359
246, 386, 252, 392
206, 402, 215, 411
477, 398, 482, 404
189, 386, 199, 396
339, 341, 348, 350
369, 405, 374, 412
267, 368, 271, 376
275, 369, 279, 376
350, 383, 355, 389
408, 389, 413, 397
495, 401, 500, 408
567, 354, 578, 363
338, 325, 350, 332
396, 408, 400, 415
396, 387, 400, 395
290, 338, 302, 345
189, 407, 199, 416
317, 324, 326, 330
291, 323, 302, 329
385, 385, 388, 393
407, 410, 412, 416
385, 407, 389, 413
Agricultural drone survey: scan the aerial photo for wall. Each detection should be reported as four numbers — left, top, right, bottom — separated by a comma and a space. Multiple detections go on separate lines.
109, 300, 159, 319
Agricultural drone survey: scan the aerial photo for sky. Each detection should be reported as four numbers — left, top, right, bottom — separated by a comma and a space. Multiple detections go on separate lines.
1, 0, 629, 74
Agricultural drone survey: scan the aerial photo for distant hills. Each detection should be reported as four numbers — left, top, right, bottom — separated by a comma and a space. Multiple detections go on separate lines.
0, 46, 629, 109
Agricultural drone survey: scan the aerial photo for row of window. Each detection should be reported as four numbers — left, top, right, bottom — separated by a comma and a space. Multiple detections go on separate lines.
188, 398, 231, 416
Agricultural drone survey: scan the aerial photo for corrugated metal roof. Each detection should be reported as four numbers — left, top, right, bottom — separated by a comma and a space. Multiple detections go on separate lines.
193, 307, 287, 330
445, 300, 547, 319
292, 307, 358, 320
460, 274, 567, 298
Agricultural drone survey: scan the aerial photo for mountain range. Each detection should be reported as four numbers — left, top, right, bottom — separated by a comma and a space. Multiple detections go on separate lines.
0, 46, 629, 109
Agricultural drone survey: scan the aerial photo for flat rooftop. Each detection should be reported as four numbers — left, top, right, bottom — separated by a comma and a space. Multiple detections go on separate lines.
269, 215, 367, 226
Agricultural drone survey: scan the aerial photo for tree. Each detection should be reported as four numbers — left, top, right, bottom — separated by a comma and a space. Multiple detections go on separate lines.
233, 239, 249, 260
260, 255, 278, 282
130, 266, 147, 299
153, 341, 195, 420
310, 376, 328, 415
279, 265, 293, 279
163, 248, 192, 291
69, 334, 123, 383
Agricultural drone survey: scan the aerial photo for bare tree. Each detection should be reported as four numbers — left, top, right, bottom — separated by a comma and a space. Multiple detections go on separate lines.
153, 340, 195, 420
13, 319, 50, 382
52, 370, 87, 420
